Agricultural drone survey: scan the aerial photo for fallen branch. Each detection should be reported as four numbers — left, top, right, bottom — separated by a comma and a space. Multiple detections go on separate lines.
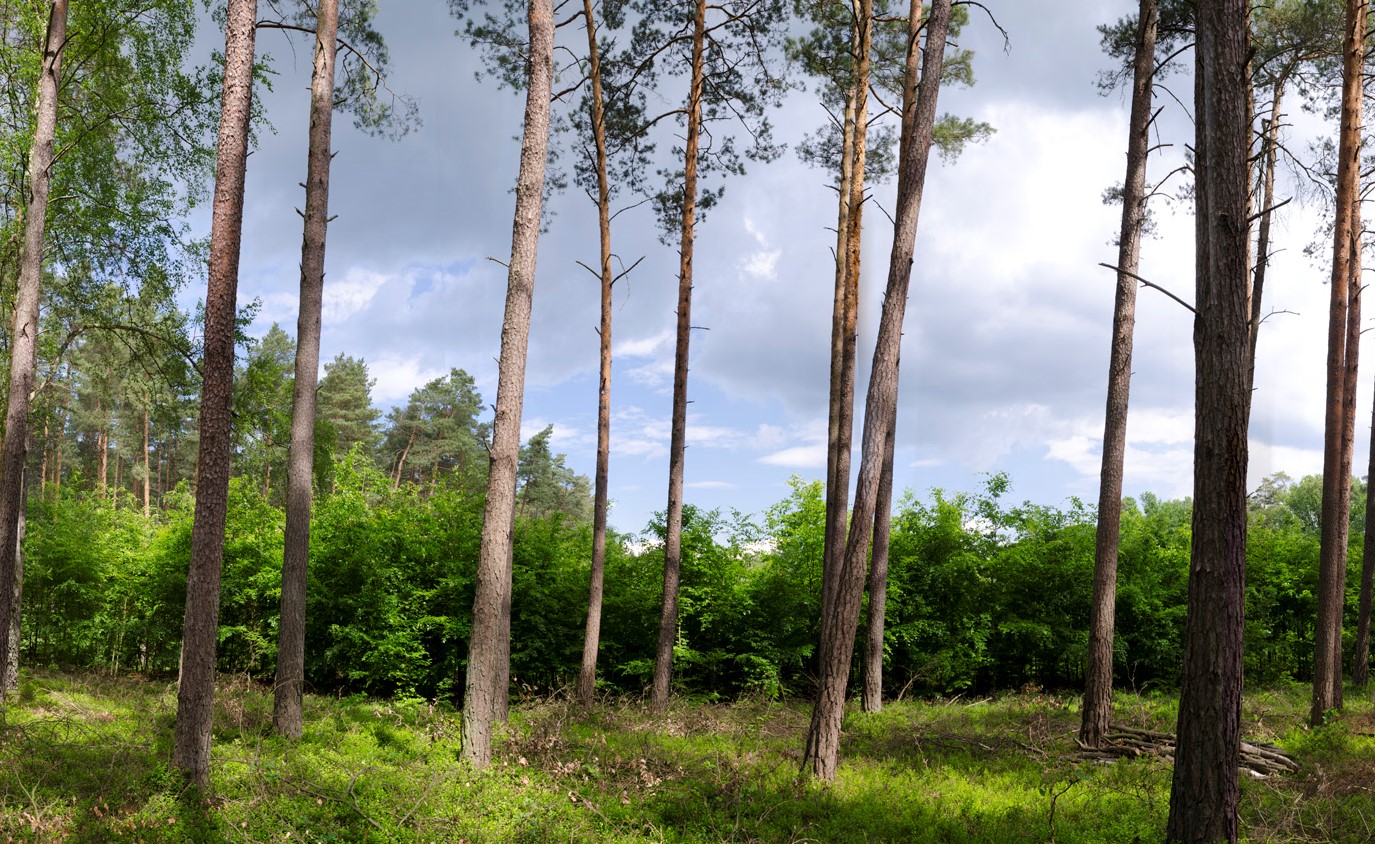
1077, 723, 1298, 776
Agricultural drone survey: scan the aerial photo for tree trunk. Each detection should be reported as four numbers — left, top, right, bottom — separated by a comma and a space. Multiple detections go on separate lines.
274, 0, 338, 741
1165, 0, 1251, 839
98, 426, 108, 494
820, 0, 872, 623
38, 418, 47, 500
860, 409, 896, 712
803, 0, 949, 781
0, 0, 65, 703
461, 0, 554, 766
1080, 0, 1157, 749
143, 410, 151, 518
652, 0, 706, 711
577, 0, 614, 705
1334, 227, 1362, 707
1311, 0, 1365, 729
392, 426, 415, 489
1247, 74, 1286, 392
5, 477, 23, 693
172, 0, 257, 787
1355, 389, 1375, 685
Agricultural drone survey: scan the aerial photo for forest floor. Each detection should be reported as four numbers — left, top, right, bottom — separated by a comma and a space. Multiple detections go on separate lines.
0, 673, 1372, 842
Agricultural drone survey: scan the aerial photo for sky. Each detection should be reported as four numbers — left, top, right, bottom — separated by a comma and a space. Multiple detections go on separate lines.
202, 0, 1355, 537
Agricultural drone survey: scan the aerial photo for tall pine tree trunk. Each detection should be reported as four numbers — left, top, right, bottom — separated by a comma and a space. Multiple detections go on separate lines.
1080, 0, 1157, 749
0, 0, 66, 700
172, 0, 257, 786
820, 0, 872, 622
461, 0, 554, 765
860, 408, 895, 712
1248, 75, 1286, 393
1311, 0, 1365, 728
1165, 0, 1251, 838
1334, 226, 1362, 706
652, 0, 706, 710
1355, 387, 1375, 685
577, 0, 615, 705
143, 410, 151, 518
803, 0, 949, 781
274, 0, 338, 740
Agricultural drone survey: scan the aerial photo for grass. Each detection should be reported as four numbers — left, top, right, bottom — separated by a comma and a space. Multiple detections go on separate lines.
0, 673, 1372, 842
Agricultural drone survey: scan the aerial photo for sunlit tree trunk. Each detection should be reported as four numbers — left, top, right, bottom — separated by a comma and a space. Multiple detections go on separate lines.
274, 0, 338, 741
652, 0, 706, 711
820, 0, 873, 624
143, 410, 151, 518
1165, 0, 1251, 838
1311, 0, 1365, 729
461, 0, 554, 766
804, 0, 949, 781
0, 0, 66, 700
172, 0, 258, 786
1080, 0, 1157, 749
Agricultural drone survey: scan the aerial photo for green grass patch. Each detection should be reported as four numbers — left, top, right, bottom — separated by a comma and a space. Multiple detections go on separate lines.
0, 672, 1373, 841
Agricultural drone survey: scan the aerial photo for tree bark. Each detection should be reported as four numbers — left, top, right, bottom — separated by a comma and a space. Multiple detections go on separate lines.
0, 0, 65, 702
652, 0, 706, 711
1334, 226, 1362, 707
5, 475, 24, 693
1311, 0, 1365, 728
820, 0, 872, 624
143, 410, 151, 518
274, 0, 338, 741
1080, 0, 1157, 749
461, 0, 554, 766
860, 408, 895, 712
172, 0, 257, 786
1165, 0, 1251, 839
1247, 74, 1285, 394
1355, 386, 1375, 686
803, 0, 948, 781
577, 0, 614, 705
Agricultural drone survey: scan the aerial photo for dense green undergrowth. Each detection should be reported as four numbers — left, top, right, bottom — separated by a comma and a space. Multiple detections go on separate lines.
1, 672, 1373, 842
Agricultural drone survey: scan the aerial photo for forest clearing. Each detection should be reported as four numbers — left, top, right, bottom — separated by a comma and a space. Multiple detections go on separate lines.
0, 672, 1371, 843
6, 0, 1375, 839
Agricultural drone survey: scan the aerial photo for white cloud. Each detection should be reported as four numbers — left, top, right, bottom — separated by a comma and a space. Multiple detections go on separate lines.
687, 480, 735, 490
760, 444, 828, 468
367, 355, 446, 405
323, 268, 394, 325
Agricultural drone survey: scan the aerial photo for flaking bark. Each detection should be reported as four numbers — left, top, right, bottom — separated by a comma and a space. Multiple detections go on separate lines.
652, 0, 707, 711
1311, 0, 1365, 728
803, 0, 949, 781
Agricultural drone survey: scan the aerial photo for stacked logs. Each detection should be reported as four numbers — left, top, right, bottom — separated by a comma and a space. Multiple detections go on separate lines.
1076, 724, 1299, 777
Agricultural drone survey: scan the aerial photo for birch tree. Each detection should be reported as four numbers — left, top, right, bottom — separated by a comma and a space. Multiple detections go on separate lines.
0, 0, 65, 701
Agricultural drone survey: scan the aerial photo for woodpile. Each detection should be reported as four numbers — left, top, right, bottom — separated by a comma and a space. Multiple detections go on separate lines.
1076, 724, 1299, 778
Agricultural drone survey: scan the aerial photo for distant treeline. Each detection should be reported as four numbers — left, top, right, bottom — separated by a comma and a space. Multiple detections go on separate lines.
20, 461, 1353, 701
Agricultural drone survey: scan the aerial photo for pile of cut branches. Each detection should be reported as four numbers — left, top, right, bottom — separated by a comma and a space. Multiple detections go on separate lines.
1076, 724, 1298, 777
